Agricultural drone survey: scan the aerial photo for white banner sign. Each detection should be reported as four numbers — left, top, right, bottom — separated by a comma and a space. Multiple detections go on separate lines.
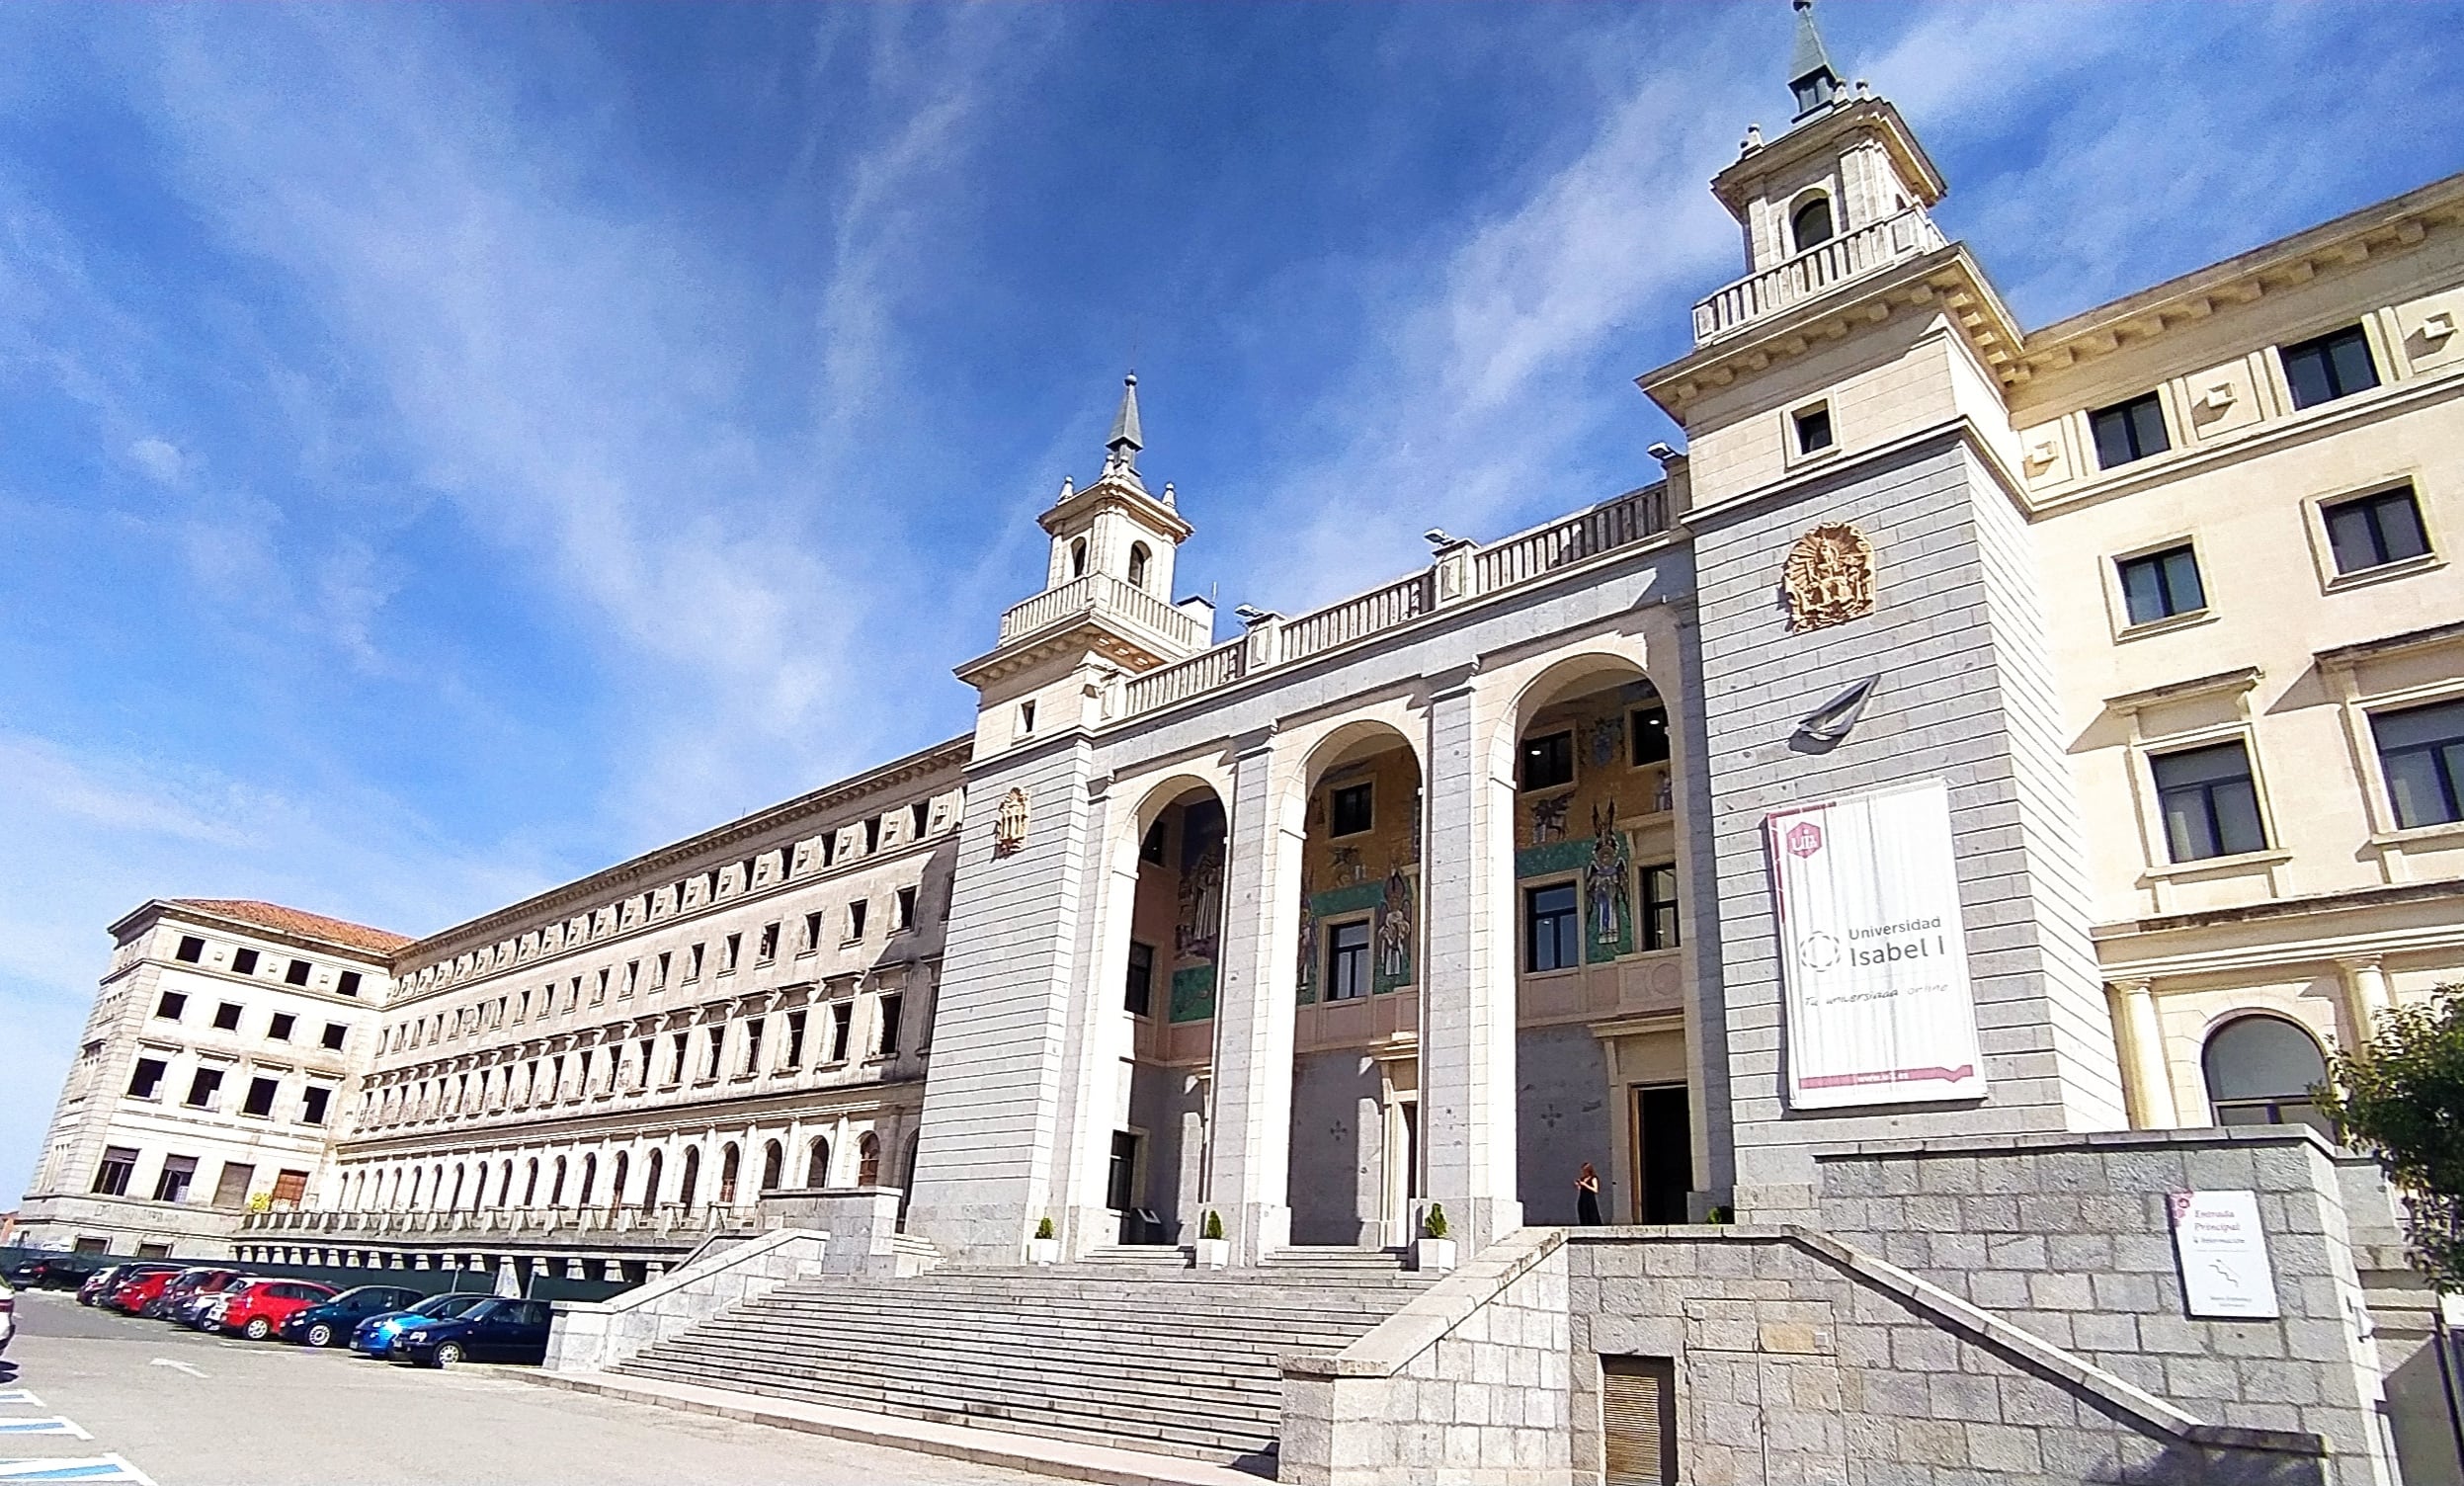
2169, 1190, 2280, 1319
1766, 779, 1986, 1109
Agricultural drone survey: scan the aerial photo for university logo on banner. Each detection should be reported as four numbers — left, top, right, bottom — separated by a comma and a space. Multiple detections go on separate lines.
1765, 779, 1985, 1109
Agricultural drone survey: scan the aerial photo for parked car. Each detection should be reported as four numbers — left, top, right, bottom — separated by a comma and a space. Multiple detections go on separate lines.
141, 1267, 242, 1320
1, 1277, 16, 1358
394, 1298, 556, 1368
6, 1256, 99, 1291
279, 1285, 424, 1349
163, 1272, 256, 1329
104, 1266, 186, 1315
206, 1279, 337, 1340
351, 1291, 490, 1359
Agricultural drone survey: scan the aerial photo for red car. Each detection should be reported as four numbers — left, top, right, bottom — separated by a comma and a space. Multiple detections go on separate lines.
208, 1279, 337, 1340
105, 1267, 184, 1315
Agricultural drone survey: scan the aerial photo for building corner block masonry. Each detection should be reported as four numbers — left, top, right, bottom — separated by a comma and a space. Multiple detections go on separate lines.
1766, 780, 1986, 1109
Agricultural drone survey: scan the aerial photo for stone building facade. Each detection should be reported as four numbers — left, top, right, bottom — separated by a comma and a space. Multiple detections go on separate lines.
15, 6, 2464, 1480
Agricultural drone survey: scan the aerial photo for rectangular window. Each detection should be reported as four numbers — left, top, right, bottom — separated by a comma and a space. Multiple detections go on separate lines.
1125, 942, 1155, 1017
829, 1003, 853, 1063
759, 923, 780, 961
896, 886, 919, 931
268, 1012, 295, 1041
803, 912, 823, 950
2152, 741, 2268, 862
211, 1160, 256, 1208
126, 1058, 167, 1100
1630, 705, 1671, 767
2117, 543, 2205, 626
848, 901, 868, 940
744, 1017, 766, 1074
285, 958, 312, 987
92, 1145, 137, 1197
2090, 392, 2170, 468
637, 1038, 655, 1089
301, 1086, 332, 1125
722, 934, 741, 972
1329, 783, 1374, 837
821, 832, 838, 867
784, 1009, 808, 1067
688, 944, 705, 981
2375, 700, 2464, 830
668, 1033, 688, 1084
865, 816, 882, 854
911, 800, 931, 839
185, 1067, 224, 1110
175, 936, 205, 963
655, 950, 672, 988
1525, 883, 1581, 973
593, 968, 609, 1005
2324, 485, 2431, 574
321, 1021, 348, 1050
1641, 864, 1681, 951
623, 960, 639, 997
1521, 730, 1575, 791
241, 1077, 279, 1118
230, 948, 259, 975
2281, 324, 2379, 409
878, 994, 905, 1056
1793, 402, 1834, 454
212, 1001, 242, 1032
703, 1027, 725, 1080
337, 970, 363, 997
156, 991, 186, 1021
153, 1154, 199, 1203
1327, 921, 1371, 1001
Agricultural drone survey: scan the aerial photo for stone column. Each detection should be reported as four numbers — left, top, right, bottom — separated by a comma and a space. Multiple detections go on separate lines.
1060, 779, 1138, 1256
1420, 674, 1523, 1251
1207, 731, 1304, 1263
2107, 979, 2178, 1130
2336, 955, 2394, 1047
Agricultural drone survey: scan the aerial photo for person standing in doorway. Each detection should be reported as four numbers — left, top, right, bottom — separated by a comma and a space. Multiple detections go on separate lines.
1575, 1163, 1602, 1226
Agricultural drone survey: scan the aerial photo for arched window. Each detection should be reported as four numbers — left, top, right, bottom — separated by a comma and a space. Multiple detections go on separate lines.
679, 1146, 701, 1209
407, 1168, 424, 1209
523, 1158, 540, 1207
610, 1151, 629, 1210
761, 1140, 783, 1194
2202, 1014, 2332, 1135
719, 1143, 741, 1206
496, 1160, 515, 1207
549, 1156, 568, 1207
1791, 194, 1835, 252
1070, 537, 1089, 578
858, 1131, 882, 1187
806, 1137, 832, 1189
1127, 542, 1152, 591
578, 1154, 598, 1208
449, 1165, 465, 1211
432, 1165, 446, 1209
640, 1149, 663, 1213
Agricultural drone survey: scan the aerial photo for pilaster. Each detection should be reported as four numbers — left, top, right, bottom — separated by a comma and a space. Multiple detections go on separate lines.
1206, 732, 1302, 1263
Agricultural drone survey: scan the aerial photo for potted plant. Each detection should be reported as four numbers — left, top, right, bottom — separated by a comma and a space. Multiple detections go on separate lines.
1414, 1202, 1456, 1273
1193, 1209, 1231, 1270
1027, 1216, 1061, 1266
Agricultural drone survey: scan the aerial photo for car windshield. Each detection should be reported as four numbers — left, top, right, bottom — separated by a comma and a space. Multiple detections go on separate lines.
411, 1293, 485, 1317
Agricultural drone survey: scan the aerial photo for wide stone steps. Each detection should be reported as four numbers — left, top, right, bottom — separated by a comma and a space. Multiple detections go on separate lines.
612, 1264, 1431, 1465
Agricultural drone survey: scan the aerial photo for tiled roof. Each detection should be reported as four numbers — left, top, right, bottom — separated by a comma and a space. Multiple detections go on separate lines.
165, 898, 414, 955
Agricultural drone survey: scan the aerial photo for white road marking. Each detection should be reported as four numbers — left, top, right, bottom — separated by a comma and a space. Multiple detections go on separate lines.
0, 1391, 42, 1409
0, 1420, 92, 1441
143, 1359, 205, 1379
0, 1456, 161, 1483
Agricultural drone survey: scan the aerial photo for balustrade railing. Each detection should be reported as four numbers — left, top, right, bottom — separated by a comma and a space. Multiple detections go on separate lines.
1123, 639, 1246, 713
1690, 207, 1944, 345
997, 571, 1208, 651
1282, 573, 1435, 662
240, 1200, 759, 1243
1469, 486, 1669, 594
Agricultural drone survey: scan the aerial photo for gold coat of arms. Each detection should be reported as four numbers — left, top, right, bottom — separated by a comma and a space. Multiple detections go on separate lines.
1781, 522, 1875, 632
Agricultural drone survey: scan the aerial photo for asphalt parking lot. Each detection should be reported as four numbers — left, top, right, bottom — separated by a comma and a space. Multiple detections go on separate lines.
1, 1289, 1054, 1486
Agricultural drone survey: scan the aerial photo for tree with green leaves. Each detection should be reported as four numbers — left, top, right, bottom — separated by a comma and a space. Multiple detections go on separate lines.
2319, 987, 2464, 1293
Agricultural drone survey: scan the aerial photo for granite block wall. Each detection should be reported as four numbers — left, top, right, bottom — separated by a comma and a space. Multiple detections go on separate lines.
545, 1226, 826, 1374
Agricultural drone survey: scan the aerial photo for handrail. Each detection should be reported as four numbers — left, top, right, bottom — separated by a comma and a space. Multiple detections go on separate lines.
1690, 206, 1944, 345
997, 571, 1206, 651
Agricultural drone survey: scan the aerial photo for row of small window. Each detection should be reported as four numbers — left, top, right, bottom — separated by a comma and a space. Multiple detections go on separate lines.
369, 997, 911, 1124
1519, 704, 1674, 793
2114, 481, 2432, 628
170, 936, 365, 996
411, 802, 942, 991
2148, 700, 2464, 864
152, 990, 351, 1050
2088, 323, 2382, 473
123, 1057, 334, 1124
388, 889, 923, 1053
90, 1149, 311, 1207
1524, 867, 1682, 974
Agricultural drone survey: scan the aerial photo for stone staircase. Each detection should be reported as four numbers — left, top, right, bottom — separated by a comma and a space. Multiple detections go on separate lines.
611, 1253, 1432, 1470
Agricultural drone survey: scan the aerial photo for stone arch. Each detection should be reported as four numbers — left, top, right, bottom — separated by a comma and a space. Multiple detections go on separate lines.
858, 1131, 882, 1186
1127, 541, 1152, 591
550, 1155, 569, 1207
640, 1147, 663, 1212
495, 1160, 515, 1207
805, 1135, 832, 1189
609, 1150, 630, 1210
719, 1142, 741, 1205
1788, 187, 1835, 251
449, 1164, 466, 1211
2202, 1012, 2331, 1132
578, 1152, 598, 1207
523, 1157, 540, 1206
679, 1145, 701, 1208
761, 1139, 783, 1193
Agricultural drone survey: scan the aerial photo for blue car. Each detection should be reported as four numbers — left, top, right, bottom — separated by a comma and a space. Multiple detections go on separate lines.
351, 1291, 490, 1358
280, 1284, 425, 1349
394, 1298, 556, 1368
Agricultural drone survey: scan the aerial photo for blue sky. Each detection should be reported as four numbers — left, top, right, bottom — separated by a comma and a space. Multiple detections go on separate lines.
3, 1, 2459, 1197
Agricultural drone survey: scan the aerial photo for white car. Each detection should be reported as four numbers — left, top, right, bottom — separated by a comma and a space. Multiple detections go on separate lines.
0, 1277, 16, 1356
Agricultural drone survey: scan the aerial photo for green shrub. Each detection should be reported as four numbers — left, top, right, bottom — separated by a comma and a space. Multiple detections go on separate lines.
1034, 1216, 1055, 1241
1200, 1209, 1225, 1241
1423, 1202, 1448, 1240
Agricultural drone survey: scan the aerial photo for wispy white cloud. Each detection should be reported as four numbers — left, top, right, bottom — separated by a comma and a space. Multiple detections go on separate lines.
127, 436, 184, 483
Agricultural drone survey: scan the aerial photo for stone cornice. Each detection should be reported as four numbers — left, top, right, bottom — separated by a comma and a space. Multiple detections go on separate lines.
951, 618, 1177, 690
1708, 98, 1946, 215
1035, 470, 1193, 543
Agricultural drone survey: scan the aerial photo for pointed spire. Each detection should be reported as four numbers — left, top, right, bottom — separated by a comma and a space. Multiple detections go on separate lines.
1787, 0, 1844, 122
1105, 372, 1143, 472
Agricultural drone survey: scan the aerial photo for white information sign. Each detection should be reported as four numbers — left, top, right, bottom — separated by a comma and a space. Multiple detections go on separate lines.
2169, 1190, 2281, 1319
1766, 779, 1986, 1109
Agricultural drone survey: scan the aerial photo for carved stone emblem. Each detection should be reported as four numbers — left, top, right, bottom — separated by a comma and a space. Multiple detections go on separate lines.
1781, 522, 1875, 632
993, 786, 1030, 858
